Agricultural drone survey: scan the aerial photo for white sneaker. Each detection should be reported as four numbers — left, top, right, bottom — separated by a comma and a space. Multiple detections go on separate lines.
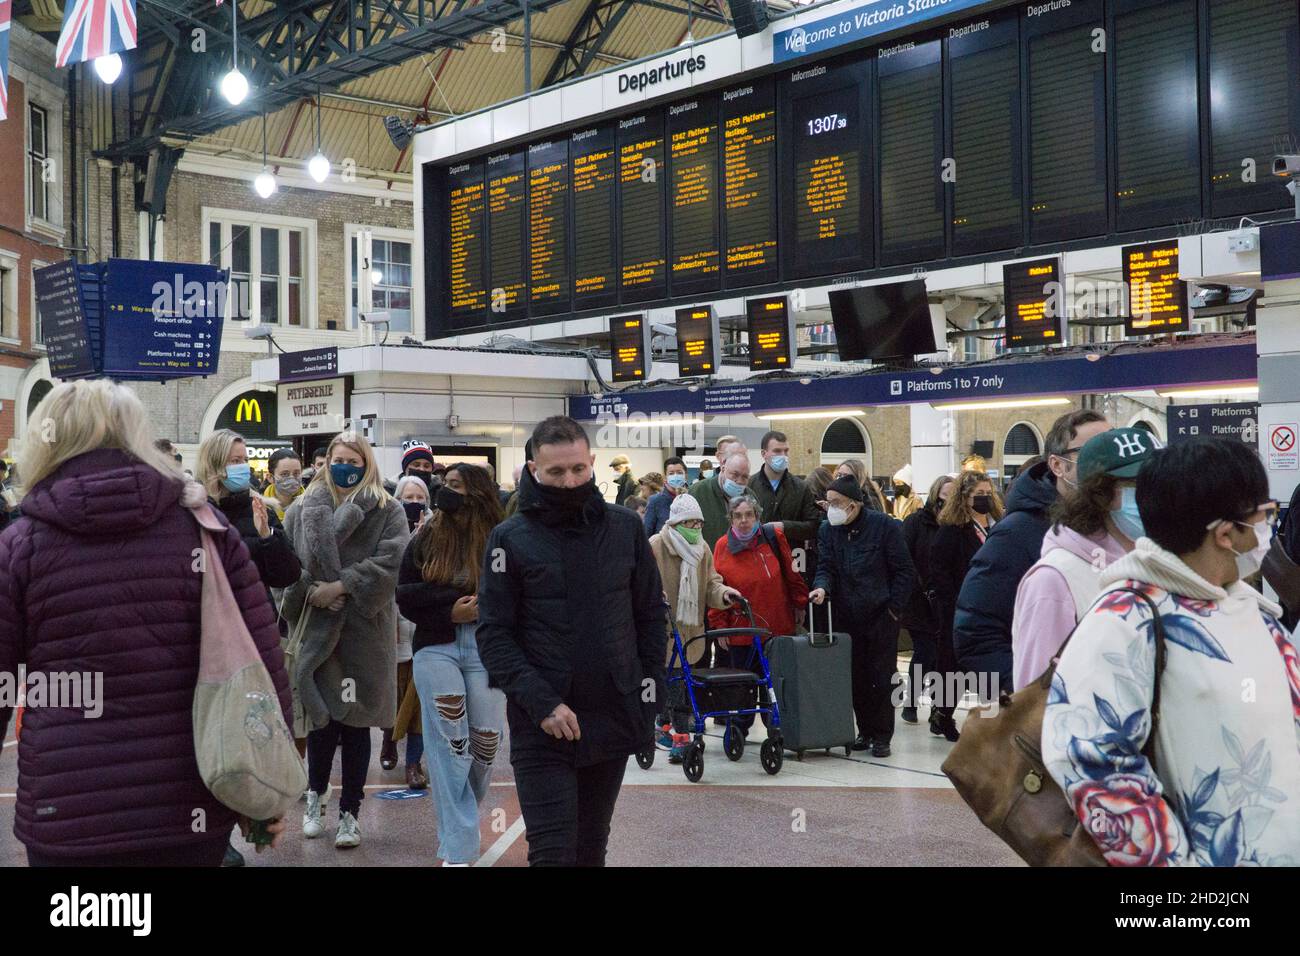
335, 811, 361, 849
302, 791, 324, 839
301, 784, 330, 807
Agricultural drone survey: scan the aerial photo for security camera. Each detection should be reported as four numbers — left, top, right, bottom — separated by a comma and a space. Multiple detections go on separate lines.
243, 325, 274, 340
1272, 154, 1300, 177
359, 311, 391, 325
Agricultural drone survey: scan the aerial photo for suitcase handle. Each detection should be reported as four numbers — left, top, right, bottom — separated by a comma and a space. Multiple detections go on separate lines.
807, 598, 835, 646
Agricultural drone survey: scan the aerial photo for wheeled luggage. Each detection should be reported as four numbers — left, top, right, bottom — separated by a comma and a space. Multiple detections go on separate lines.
768, 599, 855, 759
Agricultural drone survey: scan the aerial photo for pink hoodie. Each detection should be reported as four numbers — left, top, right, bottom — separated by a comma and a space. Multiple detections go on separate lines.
1011, 525, 1127, 691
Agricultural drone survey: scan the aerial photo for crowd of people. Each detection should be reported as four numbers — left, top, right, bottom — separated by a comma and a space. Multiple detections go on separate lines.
1, 381, 1298, 867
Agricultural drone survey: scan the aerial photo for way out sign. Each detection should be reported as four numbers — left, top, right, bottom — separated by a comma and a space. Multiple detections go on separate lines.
1269, 423, 1299, 470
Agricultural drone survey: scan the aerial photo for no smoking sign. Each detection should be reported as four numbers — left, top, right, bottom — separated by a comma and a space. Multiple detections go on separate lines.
1269, 424, 1299, 470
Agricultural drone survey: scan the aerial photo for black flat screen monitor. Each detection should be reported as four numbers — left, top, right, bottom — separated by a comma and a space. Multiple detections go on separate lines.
827, 280, 935, 361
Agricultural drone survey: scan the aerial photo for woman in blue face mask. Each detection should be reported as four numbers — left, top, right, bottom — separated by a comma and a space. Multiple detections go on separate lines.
195, 428, 303, 866
1011, 426, 1158, 692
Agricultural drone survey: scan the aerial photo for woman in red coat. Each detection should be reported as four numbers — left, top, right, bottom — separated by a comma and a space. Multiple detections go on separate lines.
709, 493, 809, 738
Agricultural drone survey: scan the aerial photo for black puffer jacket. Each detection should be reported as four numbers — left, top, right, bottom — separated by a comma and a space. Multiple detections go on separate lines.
476, 465, 666, 767
813, 506, 915, 623
901, 504, 941, 631
213, 489, 302, 590
395, 530, 468, 653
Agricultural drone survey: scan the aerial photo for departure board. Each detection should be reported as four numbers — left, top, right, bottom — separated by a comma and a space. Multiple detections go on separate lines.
949, 17, 1023, 256
780, 55, 872, 279
610, 313, 650, 382
528, 139, 570, 315
722, 79, 778, 288
445, 161, 487, 326
486, 150, 527, 323
619, 112, 668, 302
676, 305, 719, 377
747, 295, 794, 370
668, 98, 721, 296
1123, 242, 1188, 334
878, 40, 944, 265
1026, 0, 1107, 244
1208, 0, 1300, 217
1003, 257, 1062, 347
571, 126, 619, 310
1115, 0, 1199, 230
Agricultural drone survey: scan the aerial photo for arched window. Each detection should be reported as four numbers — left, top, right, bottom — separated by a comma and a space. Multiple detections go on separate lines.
1002, 421, 1043, 484
820, 417, 872, 474
25, 380, 53, 421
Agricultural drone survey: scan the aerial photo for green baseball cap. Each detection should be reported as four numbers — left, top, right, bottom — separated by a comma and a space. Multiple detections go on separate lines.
1077, 427, 1158, 481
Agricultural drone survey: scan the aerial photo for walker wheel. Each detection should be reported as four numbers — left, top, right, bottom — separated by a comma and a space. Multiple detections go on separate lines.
761, 738, 783, 775
635, 746, 655, 770
683, 742, 705, 783
724, 723, 745, 762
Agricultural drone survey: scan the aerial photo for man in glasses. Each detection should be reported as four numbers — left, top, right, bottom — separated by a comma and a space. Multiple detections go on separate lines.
953, 409, 1111, 697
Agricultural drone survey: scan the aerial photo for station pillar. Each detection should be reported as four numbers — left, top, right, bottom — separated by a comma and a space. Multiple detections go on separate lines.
1254, 278, 1300, 508
910, 402, 954, 499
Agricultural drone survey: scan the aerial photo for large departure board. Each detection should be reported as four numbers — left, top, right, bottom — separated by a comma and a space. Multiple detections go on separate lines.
1114, 0, 1199, 230
722, 79, 779, 288
445, 161, 487, 327
668, 98, 721, 296
949, 17, 1022, 256
528, 139, 570, 316
1208, 0, 1300, 218
878, 39, 944, 266
779, 54, 872, 279
1123, 241, 1188, 334
486, 150, 527, 324
1003, 257, 1062, 347
571, 126, 619, 311
619, 112, 668, 303
1026, 0, 1107, 244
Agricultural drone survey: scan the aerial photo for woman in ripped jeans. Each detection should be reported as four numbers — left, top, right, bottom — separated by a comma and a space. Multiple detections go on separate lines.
396, 463, 506, 866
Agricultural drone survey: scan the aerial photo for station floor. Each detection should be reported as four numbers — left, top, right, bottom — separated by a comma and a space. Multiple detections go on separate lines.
0, 667, 1023, 867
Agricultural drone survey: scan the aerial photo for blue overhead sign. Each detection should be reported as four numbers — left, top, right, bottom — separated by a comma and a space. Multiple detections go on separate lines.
33, 261, 96, 379
568, 342, 1257, 420
774, 0, 997, 63
1168, 402, 1259, 448
100, 259, 226, 379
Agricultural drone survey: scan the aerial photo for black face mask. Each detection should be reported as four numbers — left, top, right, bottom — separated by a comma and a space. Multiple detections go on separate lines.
402, 500, 426, 531
435, 485, 464, 514
896, 483, 911, 498
972, 495, 993, 515
408, 470, 435, 496
534, 475, 598, 513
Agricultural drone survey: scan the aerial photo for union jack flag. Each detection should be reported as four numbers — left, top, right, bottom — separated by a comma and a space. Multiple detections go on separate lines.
55, 0, 137, 69
0, 0, 11, 122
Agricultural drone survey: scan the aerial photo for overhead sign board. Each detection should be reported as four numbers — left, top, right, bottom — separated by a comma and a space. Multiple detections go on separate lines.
100, 259, 226, 378
33, 261, 96, 379
1002, 256, 1061, 347
1123, 241, 1188, 335
746, 295, 794, 370
610, 313, 651, 382
279, 346, 339, 383
774, 0, 997, 63
1167, 402, 1258, 448
676, 305, 719, 377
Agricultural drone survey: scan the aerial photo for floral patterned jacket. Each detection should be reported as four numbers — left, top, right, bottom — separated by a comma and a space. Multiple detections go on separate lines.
1042, 538, 1300, 866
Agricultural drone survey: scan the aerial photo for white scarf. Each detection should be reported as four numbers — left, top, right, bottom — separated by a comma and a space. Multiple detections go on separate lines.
663, 523, 706, 627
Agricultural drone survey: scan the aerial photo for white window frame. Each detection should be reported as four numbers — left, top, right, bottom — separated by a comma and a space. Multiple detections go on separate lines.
0, 248, 20, 345
343, 223, 414, 332
30, 259, 49, 349
201, 207, 318, 329
23, 95, 65, 240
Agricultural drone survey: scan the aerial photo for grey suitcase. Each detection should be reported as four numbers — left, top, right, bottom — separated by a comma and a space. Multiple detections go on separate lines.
768, 601, 856, 758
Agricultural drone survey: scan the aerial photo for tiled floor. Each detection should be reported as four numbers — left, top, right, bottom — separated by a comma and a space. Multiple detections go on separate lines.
0, 693, 1024, 867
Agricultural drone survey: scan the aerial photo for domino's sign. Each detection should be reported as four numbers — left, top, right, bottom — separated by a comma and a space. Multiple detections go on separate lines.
775, 0, 999, 62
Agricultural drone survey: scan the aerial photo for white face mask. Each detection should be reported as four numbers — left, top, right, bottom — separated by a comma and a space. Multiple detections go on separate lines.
1230, 520, 1273, 578
827, 506, 850, 527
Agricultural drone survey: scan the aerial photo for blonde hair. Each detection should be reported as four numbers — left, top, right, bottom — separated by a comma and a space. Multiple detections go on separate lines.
308, 430, 392, 506
18, 380, 180, 493
195, 428, 246, 499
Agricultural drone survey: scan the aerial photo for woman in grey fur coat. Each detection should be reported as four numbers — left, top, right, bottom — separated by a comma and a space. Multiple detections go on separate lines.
282, 431, 408, 850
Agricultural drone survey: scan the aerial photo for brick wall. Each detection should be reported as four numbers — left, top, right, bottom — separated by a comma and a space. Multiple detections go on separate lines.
780, 406, 914, 479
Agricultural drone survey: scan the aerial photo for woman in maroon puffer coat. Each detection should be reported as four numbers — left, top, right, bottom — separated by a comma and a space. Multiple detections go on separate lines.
0, 380, 293, 867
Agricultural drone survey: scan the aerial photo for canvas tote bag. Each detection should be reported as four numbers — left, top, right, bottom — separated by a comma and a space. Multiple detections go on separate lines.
190, 502, 307, 820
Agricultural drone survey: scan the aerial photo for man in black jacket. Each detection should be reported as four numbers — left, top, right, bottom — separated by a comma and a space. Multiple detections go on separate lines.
477, 416, 666, 866
746, 430, 822, 578
952, 409, 1109, 694
810, 476, 915, 757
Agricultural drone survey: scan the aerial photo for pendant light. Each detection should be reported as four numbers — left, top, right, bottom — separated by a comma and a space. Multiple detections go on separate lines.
254, 111, 277, 198
307, 90, 331, 183
221, 1, 250, 105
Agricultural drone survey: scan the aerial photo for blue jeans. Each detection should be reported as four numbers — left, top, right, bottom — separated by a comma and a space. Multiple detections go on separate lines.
413, 624, 505, 864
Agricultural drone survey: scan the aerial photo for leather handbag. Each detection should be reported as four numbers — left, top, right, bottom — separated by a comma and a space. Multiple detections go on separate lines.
190, 503, 307, 821
941, 587, 1167, 867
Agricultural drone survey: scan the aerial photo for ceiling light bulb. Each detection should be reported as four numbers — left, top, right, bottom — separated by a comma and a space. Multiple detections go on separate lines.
94, 54, 123, 84
370, 268, 384, 285
307, 152, 330, 183
253, 170, 277, 198
221, 69, 250, 106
